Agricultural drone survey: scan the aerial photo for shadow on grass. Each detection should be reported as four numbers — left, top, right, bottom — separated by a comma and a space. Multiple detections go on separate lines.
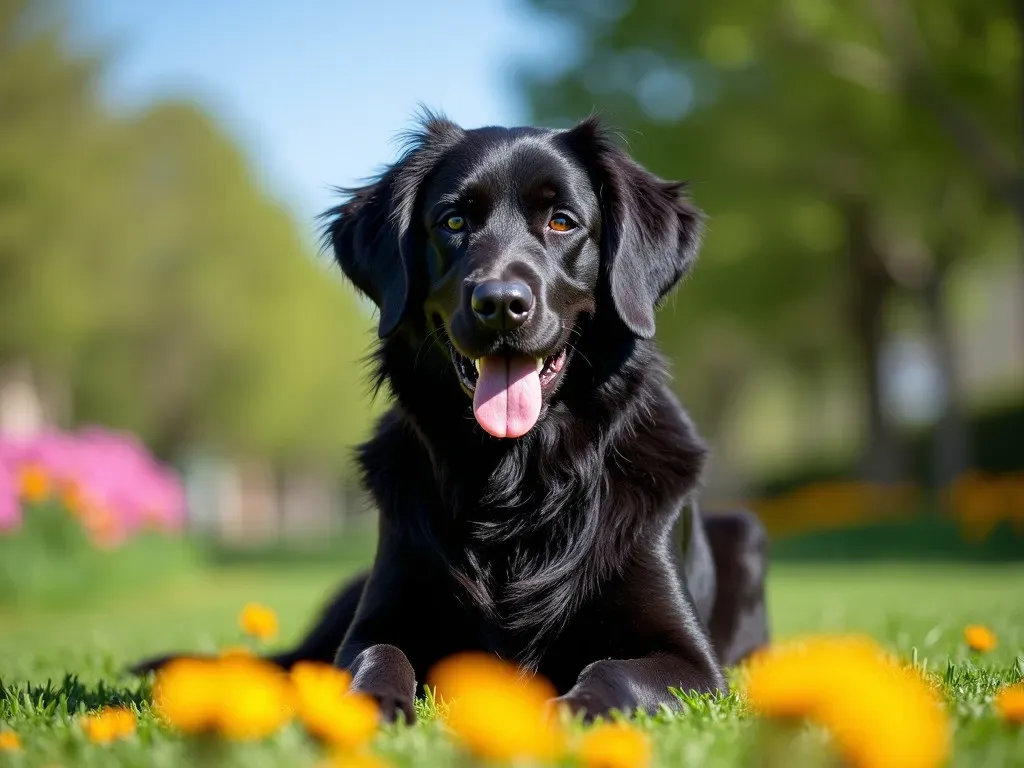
0, 674, 151, 717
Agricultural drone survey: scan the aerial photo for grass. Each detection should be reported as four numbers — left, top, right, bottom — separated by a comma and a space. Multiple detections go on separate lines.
1, 560, 1023, 766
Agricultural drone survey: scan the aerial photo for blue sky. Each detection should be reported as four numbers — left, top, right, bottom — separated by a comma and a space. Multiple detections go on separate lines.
71, 1, 576, 233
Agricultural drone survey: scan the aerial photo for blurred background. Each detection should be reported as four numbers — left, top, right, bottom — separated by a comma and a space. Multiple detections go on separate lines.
0, 0, 1021, 614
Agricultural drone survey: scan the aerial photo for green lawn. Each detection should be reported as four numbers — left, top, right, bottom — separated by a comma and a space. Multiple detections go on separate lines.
1, 561, 1023, 766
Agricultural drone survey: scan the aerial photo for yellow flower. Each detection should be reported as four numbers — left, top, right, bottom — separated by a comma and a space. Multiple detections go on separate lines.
320, 751, 392, 768
311, 692, 380, 749
153, 658, 223, 734
578, 722, 652, 768
291, 661, 353, 701
0, 730, 21, 751
964, 625, 997, 653
745, 634, 882, 718
212, 656, 296, 740
743, 634, 949, 768
820, 658, 949, 768
220, 645, 255, 659
291, 660, 377, 748
17, 464, 49, 503
994, 683, 1024, 724
239, 603, 279, 641
428, 652, 564, 763
81, 706, 137, 744
153, 656, 295, 740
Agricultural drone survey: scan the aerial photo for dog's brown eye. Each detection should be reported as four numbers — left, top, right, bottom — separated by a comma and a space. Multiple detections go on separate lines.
444, 215, 465, 232
548, 215, 575, 232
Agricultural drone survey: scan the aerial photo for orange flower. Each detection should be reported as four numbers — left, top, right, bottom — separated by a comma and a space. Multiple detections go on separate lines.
745, 635, 884, 718
239, 603, 279, 641
215, 656, 296, 740
291, 661, 378, 748
82, 505, 126, 549
219, 645, 255, 659
291, 661, 353, 701
153, 658, 224, 734
428, 652, 564, 763
0, 731, 21, 751
994, 683, 1024, 724
821, 660, 949, 768
578, 722, 652, 768
320, 751, 392, 768
744, 634, 949, 768
60, 479, 84, 517
153, 656, 295, 740
307, 691, 380, 749
17, 464, 49, 503
81, 706, 137, 744
964, 625, 997, 653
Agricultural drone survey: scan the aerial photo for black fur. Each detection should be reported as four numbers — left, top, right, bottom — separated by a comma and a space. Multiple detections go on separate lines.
131, 112, 770, 723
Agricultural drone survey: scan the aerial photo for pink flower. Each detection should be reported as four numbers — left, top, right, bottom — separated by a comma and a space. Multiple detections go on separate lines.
0, 426, 186, 541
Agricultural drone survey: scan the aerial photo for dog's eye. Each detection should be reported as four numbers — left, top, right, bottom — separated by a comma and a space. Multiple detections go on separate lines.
443, 215, 465, 232
548, 215, 576, 233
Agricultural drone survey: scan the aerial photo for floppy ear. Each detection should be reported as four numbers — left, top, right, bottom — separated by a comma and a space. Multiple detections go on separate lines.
321, 114, 463, 338
563, 117, 704, 339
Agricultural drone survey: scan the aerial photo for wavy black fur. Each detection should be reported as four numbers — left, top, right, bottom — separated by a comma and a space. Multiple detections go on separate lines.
131, 113, 770, 724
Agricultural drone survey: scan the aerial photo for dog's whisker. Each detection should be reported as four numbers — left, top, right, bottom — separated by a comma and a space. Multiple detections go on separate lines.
565, 341, 591, 370
411, 326, 448, 374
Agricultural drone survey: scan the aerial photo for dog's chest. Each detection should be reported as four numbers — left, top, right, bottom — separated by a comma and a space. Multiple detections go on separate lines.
454, 523, 597, 660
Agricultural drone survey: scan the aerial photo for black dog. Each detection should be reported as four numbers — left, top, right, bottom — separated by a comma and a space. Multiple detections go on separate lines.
132, 113, 769, 724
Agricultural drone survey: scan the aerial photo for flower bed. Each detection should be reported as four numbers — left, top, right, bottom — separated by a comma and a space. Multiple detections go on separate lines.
741, 474, 1024, 543
0, 427, 194, 607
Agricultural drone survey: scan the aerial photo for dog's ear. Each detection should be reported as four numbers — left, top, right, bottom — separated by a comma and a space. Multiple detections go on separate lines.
321, 114, 463, 338
562, 117, 704, 339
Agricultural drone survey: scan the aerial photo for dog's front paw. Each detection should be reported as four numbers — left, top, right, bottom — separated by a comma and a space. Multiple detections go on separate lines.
549, 690, 621, 723
353, 687, 416, 725
343, 644, 418, 725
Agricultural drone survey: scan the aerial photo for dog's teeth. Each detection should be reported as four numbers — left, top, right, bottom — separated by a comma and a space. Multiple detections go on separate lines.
473, 359, 481, 375
536, 358, 544, 373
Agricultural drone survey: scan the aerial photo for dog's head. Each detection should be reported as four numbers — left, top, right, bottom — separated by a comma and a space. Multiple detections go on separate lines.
324, 113, 703, 439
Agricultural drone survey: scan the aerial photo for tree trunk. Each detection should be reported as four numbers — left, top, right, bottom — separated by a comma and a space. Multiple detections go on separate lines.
922, 267, 971, 490
844, 204, 904, 483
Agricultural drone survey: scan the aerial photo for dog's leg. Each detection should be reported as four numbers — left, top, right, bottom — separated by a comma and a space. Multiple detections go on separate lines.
337, 643, 418, 724
331, 546, 456, 725
127, 572, 369, 675
552, 651, 725, 721
544, 547, 728, 722
266, 571, 368, 668
704, 509, 770, 667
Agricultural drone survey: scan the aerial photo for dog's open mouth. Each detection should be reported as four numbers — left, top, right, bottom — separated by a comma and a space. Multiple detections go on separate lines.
450, 347, 569, 439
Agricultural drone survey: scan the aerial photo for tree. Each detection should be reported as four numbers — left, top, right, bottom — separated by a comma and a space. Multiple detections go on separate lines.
517, 0, 1013, 486
0, 0, 379, 479
0, 0, 110, 384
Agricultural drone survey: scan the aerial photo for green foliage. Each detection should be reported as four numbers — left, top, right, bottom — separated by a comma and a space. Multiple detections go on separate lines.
518, 0, 1019, 467
0, 0, 379, 470
754, 398, 1024, 495
0, 501, 197, 608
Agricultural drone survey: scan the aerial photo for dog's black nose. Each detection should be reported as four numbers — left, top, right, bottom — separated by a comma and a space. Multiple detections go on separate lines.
471, 280, 534, 330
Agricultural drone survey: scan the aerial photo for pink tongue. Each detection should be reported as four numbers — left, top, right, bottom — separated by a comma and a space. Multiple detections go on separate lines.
473, 356, 542, 438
